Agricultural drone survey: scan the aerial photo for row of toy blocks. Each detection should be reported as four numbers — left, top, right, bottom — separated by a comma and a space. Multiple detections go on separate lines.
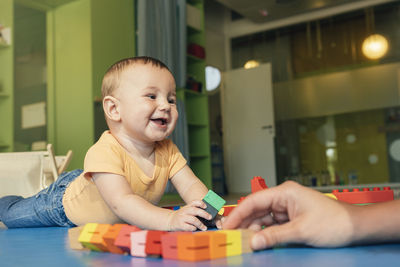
71, 223, 255, 262
331, 187, 394, 204
161, 229, 254, 261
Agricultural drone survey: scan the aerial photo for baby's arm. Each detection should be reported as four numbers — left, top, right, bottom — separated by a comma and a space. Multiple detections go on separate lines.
170, 165, 209, 203
170, 165, 224, 229
92, 172, 210, 231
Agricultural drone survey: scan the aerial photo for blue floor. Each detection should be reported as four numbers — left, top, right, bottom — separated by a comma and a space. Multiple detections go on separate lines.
1, 226, 400, 267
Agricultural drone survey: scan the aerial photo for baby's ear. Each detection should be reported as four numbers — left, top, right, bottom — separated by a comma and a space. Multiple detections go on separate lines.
103, 96, 121, 122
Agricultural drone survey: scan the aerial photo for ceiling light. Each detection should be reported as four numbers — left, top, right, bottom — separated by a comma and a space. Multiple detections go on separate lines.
362, 34, 389, 60
244, 60, 260, 69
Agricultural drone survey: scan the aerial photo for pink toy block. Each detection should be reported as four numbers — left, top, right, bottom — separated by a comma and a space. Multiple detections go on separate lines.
161, 232, 188, 260
332, 187, 394, 204
130, 230, 148, 257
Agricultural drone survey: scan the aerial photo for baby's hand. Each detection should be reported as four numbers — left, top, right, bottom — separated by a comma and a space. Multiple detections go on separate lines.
167, 200, 212, 231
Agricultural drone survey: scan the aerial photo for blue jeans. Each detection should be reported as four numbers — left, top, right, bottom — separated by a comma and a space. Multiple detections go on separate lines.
0, 169, 83, 228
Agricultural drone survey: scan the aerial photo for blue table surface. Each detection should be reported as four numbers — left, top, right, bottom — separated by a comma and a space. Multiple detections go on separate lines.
1, 227, 400, 267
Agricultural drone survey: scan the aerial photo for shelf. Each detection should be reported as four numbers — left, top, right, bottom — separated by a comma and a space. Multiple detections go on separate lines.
184, 89, 205, 96
0, 141, 10, 148
187, 54, 204, 64
190, 153, 209, 158
188, 122, 207, 127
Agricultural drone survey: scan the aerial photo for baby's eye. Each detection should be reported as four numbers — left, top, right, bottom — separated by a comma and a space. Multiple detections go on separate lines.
147, 94, 156, 99
168, 98, 176, 104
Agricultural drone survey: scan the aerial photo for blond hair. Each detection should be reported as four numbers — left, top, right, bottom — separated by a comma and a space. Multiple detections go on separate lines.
101, 56, 171, 99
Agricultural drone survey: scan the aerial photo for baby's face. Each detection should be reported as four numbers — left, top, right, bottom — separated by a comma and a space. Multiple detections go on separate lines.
115, 64, 178, 143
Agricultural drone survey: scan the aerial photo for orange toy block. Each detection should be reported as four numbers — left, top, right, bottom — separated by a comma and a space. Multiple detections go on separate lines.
90, 224, 112, 252
114, 225, 141, 253
251, 176, 268, 193
196, 231, 227, 259
161, 232, 188, 260
103, 224, 126, 254
130, 230, 148, 257
240, 229, 255, 254
145, 230, 167, 256
177, 233, 210, 262
332, 187, 394, 204
237, 197, 246, 204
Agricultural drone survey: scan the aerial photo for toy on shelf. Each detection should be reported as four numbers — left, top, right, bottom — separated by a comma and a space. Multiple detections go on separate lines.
331, 187, 394, 204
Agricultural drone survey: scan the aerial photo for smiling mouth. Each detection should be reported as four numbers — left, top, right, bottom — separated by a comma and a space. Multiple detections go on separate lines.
150, 118, 168, 126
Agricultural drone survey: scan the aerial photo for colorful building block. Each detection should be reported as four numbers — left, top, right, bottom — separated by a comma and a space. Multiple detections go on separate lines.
130, 230, 148, 257
103, 224, 126, 254
68, 226, 89, 251
145, 230, 167, 256
196, 231, 227, 259
221, 205, 237, 217
177, 233, 210, 261
218, 230, 242, 257
251, 176, 268, 193
240, 229, 255, 254
90, 224, 112, 252
78, 223, 103, 252
199, 190, 226, 227
161, 232, 188, 260
114, 225, 141, 253
332, 187, 394, 204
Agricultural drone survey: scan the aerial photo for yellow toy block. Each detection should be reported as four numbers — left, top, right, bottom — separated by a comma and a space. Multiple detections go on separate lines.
218, 230, 242, 257
78, 223, 102, 252
324, 193, 338, 200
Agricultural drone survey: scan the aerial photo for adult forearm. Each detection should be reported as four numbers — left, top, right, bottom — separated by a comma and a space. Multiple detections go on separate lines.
351, 199, 400, 244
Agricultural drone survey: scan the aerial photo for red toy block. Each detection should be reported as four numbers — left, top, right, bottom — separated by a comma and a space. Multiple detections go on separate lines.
196, 231, 227, 259
177, 233, 210, 262
145, 230, 167, 256
332, 187, 394, 204
237, 197, 246, 204
251, 176, 268, 193
103, 224, 126, 254
222, 205, 237, 216
161, 232, 188, 260
114, 225, 141, 253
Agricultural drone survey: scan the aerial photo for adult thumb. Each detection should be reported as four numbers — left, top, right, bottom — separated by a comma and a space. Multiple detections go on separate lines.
251, 222, 299, 250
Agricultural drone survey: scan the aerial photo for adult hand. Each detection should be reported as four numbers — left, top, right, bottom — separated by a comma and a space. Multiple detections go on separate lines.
223, 181, 356, 250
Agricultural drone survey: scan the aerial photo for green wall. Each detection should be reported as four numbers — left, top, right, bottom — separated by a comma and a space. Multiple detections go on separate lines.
46, 0, 135, 169
0, 0, 14, 152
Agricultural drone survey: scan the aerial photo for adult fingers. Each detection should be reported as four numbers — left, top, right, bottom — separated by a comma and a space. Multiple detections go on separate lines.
223, 187, 282, 229
251, 221, 302, 250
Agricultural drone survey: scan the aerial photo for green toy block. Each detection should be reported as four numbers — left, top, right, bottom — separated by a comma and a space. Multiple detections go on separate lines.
203, 190, 226, 212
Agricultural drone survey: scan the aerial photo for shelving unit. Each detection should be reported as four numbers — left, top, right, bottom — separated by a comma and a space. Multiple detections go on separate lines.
184, 0, 212, 189
163, 0, 211, 204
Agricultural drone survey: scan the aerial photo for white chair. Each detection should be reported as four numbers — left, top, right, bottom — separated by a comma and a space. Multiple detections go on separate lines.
0, 144, 73, 197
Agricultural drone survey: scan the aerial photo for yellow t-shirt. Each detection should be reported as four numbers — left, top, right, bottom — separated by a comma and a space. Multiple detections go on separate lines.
62, 131, 187, 226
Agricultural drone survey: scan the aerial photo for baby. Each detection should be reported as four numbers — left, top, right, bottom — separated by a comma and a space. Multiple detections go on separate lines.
0, 56, 217, 231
